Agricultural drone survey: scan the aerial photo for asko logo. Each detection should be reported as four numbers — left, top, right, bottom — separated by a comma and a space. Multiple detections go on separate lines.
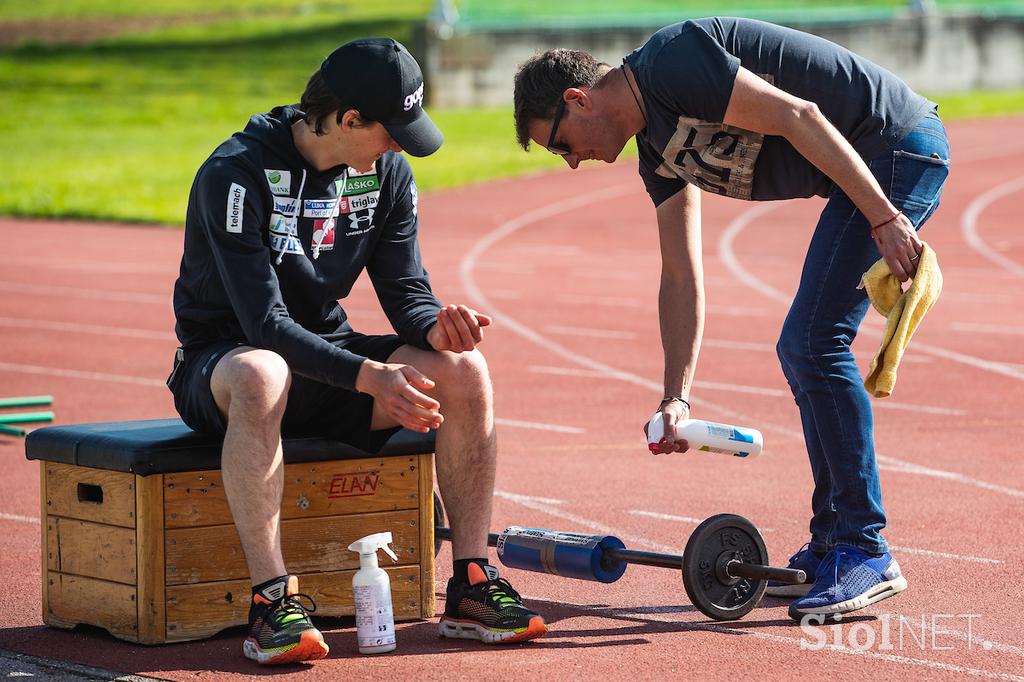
327, 472, 381, 498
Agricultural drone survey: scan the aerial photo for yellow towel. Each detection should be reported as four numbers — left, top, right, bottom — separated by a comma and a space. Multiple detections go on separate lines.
860, 242, 942, 398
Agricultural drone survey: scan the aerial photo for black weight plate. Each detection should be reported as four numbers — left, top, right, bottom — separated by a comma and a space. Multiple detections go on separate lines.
682, 513, 768, 621
433, 490, 445, 557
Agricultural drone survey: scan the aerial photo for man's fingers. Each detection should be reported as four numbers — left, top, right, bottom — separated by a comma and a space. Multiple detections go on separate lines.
450, 305, 478, 347
474, 312, 493, 327
439, 308, 464, 352
457, 305, 484, 343
401, 383, 441, 411
399, 365, 437, 392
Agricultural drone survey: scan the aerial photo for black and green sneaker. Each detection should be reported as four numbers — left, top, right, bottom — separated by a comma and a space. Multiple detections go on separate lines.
243, 575, 329, 665
439, 563, 548, 643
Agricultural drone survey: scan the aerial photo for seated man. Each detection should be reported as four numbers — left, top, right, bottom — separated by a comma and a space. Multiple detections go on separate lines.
168, 38, 547, 665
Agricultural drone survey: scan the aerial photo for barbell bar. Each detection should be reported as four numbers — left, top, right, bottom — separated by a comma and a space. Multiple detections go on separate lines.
433, 498, 806, 621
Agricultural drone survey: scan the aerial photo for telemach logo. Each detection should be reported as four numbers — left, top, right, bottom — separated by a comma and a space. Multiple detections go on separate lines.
327, 472, 381, 498
226, 182, 245, 233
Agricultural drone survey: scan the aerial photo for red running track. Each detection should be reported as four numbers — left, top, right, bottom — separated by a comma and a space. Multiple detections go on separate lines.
0, 117, 1022, 680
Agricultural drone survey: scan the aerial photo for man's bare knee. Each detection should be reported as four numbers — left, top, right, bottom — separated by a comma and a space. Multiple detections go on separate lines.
432, 349, 490, 395
212, 348, 292, 420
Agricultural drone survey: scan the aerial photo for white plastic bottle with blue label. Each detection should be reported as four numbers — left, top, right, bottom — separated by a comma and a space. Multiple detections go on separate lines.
647, 416, 764, 458
348, 532, 399, 654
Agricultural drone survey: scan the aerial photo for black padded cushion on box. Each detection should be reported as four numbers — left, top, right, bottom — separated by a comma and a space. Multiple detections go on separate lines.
25, 418, 436, 476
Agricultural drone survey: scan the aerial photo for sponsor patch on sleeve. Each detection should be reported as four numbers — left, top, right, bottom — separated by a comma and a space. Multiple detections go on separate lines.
226, 182, 245, 233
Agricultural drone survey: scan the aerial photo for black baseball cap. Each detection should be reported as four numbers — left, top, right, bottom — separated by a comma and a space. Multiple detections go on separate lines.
320, 38, 443, 157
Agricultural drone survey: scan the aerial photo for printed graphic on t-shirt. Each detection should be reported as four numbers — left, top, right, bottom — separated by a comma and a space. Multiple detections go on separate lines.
655, 116, 764, 200
268, 212, 302, 255
342, 167, 380, 237
312, 217, 336, 252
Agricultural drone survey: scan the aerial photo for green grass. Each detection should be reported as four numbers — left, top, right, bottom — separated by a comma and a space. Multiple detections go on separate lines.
2, 17, 1023, 225
0, 21, 564, 224
0, 0, 429, 21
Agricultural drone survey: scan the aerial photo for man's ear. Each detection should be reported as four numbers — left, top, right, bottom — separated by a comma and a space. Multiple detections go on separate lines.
564, 87, 592, 111
339, 109, 363, 129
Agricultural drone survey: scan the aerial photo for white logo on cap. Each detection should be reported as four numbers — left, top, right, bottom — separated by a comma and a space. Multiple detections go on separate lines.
403, 82, 424, 111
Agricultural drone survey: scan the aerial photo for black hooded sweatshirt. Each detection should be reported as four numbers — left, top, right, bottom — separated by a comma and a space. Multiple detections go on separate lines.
172, 105, 441, 390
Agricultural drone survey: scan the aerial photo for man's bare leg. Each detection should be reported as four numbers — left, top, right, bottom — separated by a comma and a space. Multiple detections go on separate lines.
210, 347, 292, 585
373, 347, 494, 560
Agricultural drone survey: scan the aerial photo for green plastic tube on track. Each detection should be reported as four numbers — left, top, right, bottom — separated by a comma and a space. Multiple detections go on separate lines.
0, 396, 53, 408
0, 424, 26, 437
0, 411, 54, 424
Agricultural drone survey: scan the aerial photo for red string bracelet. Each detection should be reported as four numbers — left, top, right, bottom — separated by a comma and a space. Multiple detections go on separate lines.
870, 210, 903, 239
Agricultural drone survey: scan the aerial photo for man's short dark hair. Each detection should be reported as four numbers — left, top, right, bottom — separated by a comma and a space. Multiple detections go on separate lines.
299, 70, 361, 135
513, 49, 607, 151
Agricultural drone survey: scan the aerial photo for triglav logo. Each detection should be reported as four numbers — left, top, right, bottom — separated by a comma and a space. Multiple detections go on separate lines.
403, 82, 425, 111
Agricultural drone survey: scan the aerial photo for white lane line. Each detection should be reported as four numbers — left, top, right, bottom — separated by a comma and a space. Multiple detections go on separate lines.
460, 182, 1024, 499
0, 317, 175, 341
494, 417, 584, 434
876, 456, 1024, 499
718, 203, 1024, 383
519, 596, 1024, 681
951, 322, 1024, 336
0, 512, 39, 524
494, 491, 566, 506
706, 304, 779, 318
961, 174, 1024, 277
493, 488, 679, 554
0, 362, 166, 387
528, 366, 963, 415
703, 339, 775, 352
942, 291, 1015, 304
544, 325, 638, 340
0, 258, 170, 274
888, 545, 1003, 565
872, 402, 965, 417
0, 281, 168, 305
628, 510, 704, 524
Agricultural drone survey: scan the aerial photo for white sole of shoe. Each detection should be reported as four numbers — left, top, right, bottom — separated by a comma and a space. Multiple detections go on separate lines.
791, 575, 908, 618
765, 581, 814, 598
438, 616, 547, 644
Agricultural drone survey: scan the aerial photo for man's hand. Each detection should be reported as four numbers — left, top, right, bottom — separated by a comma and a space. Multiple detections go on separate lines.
872, 213, 923, 282
426, 304, 493, 352
355, 360, 443, 433
643, 398, 691, 455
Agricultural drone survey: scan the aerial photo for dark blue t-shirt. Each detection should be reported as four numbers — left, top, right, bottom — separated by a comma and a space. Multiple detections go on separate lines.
623, 18, 935, 205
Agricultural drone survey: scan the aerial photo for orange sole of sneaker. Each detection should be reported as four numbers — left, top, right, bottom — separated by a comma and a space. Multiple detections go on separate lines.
249, 630, 330, 665
504, 616, 548, 643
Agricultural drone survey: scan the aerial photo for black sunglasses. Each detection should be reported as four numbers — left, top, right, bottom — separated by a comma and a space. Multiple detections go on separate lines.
545, 98, 570, 156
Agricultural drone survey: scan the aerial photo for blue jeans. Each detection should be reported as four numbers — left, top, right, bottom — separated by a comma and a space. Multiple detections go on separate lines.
776, 109, 950, 554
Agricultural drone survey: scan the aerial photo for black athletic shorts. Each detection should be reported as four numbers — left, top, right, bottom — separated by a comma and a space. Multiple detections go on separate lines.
166, 331, 405, 451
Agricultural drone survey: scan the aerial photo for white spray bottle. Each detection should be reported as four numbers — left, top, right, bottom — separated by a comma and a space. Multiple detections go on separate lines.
347, 532, 399, 654
647, 415, 764, 458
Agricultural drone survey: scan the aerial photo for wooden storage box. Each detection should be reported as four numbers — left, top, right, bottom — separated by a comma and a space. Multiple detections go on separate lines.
26, 419, 437, 644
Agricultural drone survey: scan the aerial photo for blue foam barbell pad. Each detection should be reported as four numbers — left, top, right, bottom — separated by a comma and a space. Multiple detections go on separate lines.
496, 526, 627, 583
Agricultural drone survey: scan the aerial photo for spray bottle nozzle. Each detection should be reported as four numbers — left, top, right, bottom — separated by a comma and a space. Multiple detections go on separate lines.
348, 532, 399, 563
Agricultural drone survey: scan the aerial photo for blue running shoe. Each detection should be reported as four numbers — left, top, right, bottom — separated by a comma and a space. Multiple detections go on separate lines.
788, 546, 907, 621
765, 544, 820, 598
